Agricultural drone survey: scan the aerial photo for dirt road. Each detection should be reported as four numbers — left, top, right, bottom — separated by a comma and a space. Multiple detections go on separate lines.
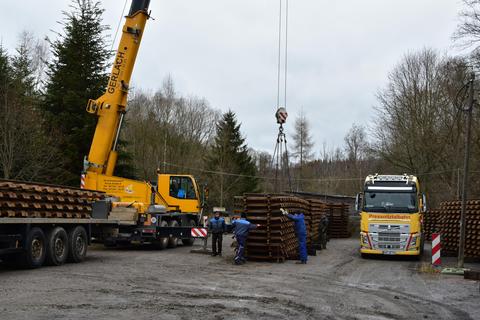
0, 237, 478, 320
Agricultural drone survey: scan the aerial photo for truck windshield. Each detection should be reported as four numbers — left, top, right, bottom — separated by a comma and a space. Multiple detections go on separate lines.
363, 192, 417, 213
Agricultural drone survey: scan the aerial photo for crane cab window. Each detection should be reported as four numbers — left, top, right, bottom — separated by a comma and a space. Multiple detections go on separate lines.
169, 176, 196, 199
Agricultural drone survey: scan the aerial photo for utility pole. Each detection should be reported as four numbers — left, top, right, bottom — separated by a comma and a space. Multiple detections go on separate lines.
458, 72, 475, 269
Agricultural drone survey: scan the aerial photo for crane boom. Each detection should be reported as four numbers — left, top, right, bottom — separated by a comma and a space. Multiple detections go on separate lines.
84, 0, 150, 177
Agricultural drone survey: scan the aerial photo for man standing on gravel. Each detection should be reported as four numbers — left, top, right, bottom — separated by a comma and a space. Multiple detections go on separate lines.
281, 208, 308, 264
208, 211, 226, 256
231, 212, 259, 265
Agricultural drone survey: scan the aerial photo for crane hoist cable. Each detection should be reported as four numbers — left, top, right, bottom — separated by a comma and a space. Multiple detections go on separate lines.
111, 0, 129, 52
272, 0, 292, 193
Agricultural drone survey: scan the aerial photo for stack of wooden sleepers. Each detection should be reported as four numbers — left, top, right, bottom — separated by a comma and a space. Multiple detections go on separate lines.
430, 200, 480, 259
0, 179, 104, 219
326, 203, 351, 238
234, 193, 310, 262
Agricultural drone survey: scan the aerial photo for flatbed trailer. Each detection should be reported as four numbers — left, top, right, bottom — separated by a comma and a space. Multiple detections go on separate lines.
0, 217, 118, 269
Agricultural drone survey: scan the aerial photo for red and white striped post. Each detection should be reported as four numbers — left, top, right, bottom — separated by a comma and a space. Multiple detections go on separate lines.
80, 174, 86, 189
191, 228, 208, 238
432, 233, 441, 266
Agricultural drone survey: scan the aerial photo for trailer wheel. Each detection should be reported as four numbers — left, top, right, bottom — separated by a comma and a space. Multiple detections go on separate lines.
153, 220, 169, 249
182, 219, 196, 246
67, 226, 88, 263
168, 220, 179, 248
17, 227, 46, 269
46, 227, 69, 266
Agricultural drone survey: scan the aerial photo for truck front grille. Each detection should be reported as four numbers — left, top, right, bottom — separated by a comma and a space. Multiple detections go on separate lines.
378, 232, 401, 242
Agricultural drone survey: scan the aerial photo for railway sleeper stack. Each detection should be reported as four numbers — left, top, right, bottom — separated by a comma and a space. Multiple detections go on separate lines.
235, 194, 311, 262
0, 179, 105, 219
327, 203, 351, 238
432, 200, 480, 259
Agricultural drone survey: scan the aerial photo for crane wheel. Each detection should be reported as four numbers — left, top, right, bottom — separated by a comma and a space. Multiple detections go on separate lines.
153, 220, 169, 249
17, 227, 47, 269
67, 226, 88, 263
45, 227, 69, 266
182, 219, 196, 246
168, 220, 179, 248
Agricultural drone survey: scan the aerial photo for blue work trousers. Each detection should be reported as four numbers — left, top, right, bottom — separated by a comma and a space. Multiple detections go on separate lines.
235, 235, 247, 262
298, 233, 308, 262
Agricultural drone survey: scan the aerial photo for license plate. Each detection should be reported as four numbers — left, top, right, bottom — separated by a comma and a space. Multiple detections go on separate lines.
384, 251, 395, 255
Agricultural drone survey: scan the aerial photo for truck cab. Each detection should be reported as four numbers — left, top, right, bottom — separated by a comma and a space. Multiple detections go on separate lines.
357, 174, 426, 257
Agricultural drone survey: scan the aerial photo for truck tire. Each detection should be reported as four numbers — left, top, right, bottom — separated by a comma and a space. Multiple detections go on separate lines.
181, 219, 196, 246
17, 227, 47, 269
67, 226, 88, 263
153, 220, 169, 249
45, 227, 69, 266
168, 220, 179, 248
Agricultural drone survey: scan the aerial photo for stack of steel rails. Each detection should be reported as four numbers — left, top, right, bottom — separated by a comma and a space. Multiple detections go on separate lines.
326, 203, 351, 238
434, 200, 480, 259
0, 179, 104, 219
234, 194, 310, 262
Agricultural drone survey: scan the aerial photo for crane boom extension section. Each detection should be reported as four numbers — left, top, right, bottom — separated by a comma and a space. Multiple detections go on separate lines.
84, 0, 150, 176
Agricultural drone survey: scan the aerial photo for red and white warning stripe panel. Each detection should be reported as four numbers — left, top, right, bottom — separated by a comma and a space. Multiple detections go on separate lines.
432, 233, 441, 266
80, 174, 86, 189
191, 228, 208, 238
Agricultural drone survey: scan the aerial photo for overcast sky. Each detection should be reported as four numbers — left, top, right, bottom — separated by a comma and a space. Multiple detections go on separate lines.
0, 0, 462, 155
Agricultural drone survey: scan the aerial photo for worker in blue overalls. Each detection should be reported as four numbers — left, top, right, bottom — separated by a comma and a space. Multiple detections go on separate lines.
231, 212, 259, 265
281, 208, 308, 264
208, 211, 226, 256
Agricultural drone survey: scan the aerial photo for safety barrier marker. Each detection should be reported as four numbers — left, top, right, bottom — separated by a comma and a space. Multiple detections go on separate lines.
432, 233, 441, 266
191, 228, 208, 238
80, 174, 86, 189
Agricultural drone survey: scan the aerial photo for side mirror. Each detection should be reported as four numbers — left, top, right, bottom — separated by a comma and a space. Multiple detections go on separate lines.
421, 193, 427, 213
355, 193, 362, 212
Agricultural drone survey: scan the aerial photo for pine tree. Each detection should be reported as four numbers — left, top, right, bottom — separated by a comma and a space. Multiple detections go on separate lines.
43, 0, 110, 185
0, 39, 63, 182
292, 111, 314, 190
205, 111, 258, 210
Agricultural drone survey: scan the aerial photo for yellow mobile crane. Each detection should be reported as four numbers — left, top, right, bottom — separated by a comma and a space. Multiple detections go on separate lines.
83, 0, 202, 248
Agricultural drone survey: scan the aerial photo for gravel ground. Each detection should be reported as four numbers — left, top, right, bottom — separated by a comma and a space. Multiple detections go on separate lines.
0, 237, 479, 320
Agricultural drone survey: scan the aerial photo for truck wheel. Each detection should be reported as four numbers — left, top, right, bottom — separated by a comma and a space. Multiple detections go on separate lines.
67, 226, 88, 263
46, 227, 69, 266
153, 220, 169, 249
17, 227, 47, 269
360, 252, 369, 259
168, 220, 179, 248
182, 219, 196, 246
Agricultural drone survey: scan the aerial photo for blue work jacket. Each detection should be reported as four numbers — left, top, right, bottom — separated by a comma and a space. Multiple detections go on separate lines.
208, 217, 226, 234
232, 218, 257, 239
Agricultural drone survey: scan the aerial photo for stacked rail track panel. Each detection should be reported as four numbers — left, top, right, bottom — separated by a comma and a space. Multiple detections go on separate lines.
428, 200, 480, 259
0, 180, 105, 219
423, 209, 440, 241
235, 194, 310, 262
235, 194, 344, 262
326, 203, 351, 238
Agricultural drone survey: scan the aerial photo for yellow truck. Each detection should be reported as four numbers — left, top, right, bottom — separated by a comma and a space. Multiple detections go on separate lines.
356, 174, 427, 258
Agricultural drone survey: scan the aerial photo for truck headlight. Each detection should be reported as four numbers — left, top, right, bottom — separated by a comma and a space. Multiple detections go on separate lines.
361, 233, 371, 248
408, 234, 420, 250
